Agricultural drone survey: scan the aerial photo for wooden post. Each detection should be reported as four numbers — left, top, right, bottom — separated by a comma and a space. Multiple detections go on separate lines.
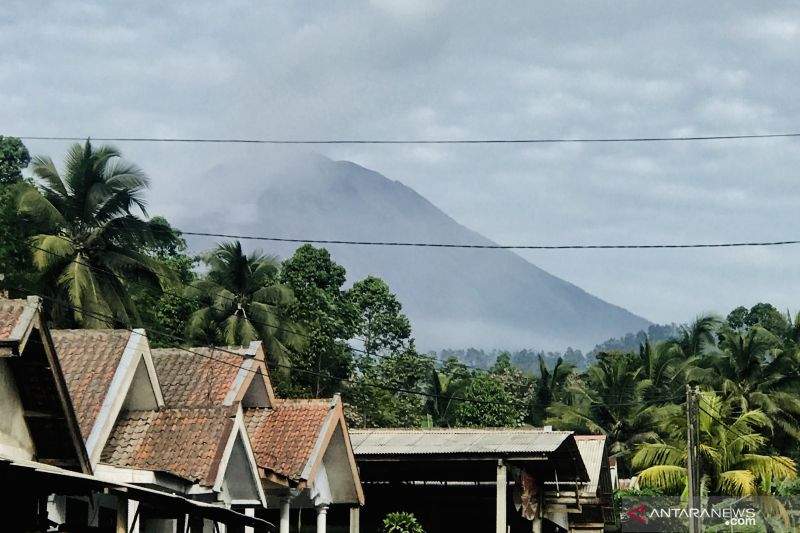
496, 459, 507, 533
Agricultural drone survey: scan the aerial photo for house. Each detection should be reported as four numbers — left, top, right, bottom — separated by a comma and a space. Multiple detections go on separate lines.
151, 344, 364, 533
544, 435, 615, 532
351, 427, 609, 533
52, 328, 269, 532
0, 297, 269, 532
245, 397, 364, 533
0, 296, 91, 530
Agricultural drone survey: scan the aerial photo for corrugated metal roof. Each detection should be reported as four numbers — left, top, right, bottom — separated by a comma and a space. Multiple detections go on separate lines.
350, 428, 573, 456
574, 435, 607, 495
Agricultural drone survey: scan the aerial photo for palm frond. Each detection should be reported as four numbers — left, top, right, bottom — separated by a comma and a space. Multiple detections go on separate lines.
636, 465, 687, 493
718, 470, 756, 496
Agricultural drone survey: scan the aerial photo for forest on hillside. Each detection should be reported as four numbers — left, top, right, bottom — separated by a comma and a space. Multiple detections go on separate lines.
3, 137, 800, 502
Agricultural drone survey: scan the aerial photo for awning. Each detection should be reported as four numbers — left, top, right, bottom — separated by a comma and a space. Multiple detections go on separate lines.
1, 457, 275, 530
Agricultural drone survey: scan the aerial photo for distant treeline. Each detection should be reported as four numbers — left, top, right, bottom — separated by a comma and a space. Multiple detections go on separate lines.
433, 323, 681, 374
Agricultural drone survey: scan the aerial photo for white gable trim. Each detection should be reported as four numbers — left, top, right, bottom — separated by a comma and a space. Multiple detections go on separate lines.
300, 399, 337, 482
223, 358, 256, 405
213, 406, 266, 507
85, 330, 164, 466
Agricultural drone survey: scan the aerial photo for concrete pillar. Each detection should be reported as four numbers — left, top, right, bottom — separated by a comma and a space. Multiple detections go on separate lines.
127, 500, 140, 533
496, 460, 507, 533
244, 508, 255, 533
316, 505, 329, 533
280, 498, 291, 533
349, 507, 360, 533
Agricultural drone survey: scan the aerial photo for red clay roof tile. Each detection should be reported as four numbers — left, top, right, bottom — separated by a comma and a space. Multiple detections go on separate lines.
245, 399, 333, 481
52, 329, 131, 440
0, 299, 28, 341
152, 347, 251, 407
101, 407, 235, 486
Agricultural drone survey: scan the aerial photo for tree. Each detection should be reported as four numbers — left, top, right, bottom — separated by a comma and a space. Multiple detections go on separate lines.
348, 275, 412, 359
346, 347, 434, 428
16, 140, 174, 327
185, 240, 304, 366
426, 356, 471, 427
545, 351, 670, 476
125, 217, 199, 347
634, 392, 796, 496
0, 136, 35, 295
455, 372, 526, 427
0, 136, 30, 185
709, 325, 800, 440
279, 245, 357, 396
530, 354, 575, 426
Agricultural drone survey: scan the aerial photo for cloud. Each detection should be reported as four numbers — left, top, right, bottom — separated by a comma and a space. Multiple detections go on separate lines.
3, 0, 800, 330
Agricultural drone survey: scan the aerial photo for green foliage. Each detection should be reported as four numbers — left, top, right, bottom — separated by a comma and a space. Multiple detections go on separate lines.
776, 477, 800, 496
530, 354, 574, 426
346, 348, 434, 428
125, 219, 200, 347
0, 137, 36, 295
0, 136, 30, 185
184, 240, 304, 365
17, 140, 176, 327
348, 275, 412, 357
455, 372, 526, 427
279, 245, 357, 396
381, 512, 425, 533
634, 392, 797, 496
426, 356, 472, 427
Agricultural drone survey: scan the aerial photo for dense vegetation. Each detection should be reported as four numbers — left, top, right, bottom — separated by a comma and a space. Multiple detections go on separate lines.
2, 138, 799, 498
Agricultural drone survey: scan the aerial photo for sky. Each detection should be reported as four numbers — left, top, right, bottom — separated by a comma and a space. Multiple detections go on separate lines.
2, 1, 800, 326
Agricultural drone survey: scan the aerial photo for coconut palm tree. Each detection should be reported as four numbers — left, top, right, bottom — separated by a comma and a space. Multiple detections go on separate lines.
185, 240, 305, 368
546, 351, 672, 475
16, 140, 172, 327
530, 354, 575, 426
710, 325, 800, 440
634, 391, 796, 496
426, 356, 471, 427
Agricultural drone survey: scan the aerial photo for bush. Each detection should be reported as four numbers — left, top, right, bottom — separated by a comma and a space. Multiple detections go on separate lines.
381, 511, 425, 533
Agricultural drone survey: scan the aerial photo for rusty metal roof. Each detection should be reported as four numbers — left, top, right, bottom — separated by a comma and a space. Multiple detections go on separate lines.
350, 428, 574, 456
574, 435, 609, 496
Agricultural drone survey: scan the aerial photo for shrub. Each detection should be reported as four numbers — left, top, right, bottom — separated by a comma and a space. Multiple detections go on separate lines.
381, 511, 425, 533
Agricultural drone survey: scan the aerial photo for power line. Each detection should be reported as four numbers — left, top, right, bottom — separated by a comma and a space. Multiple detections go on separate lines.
181, 231, 800, 250
23, 241, 488, 373
696, 395, 797, 473
15, 132, 800, 145
7, 284, 692, 412
13, 285, 531, 410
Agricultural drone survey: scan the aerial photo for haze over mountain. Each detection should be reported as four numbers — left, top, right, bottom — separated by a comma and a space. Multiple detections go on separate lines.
185, 154, 649, 351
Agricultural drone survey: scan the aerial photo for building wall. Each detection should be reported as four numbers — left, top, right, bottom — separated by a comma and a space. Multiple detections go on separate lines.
0, 359, 35, 460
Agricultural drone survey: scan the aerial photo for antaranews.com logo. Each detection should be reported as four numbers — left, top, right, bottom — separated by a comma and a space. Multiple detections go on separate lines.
619, 497, 770, 532
625, 502, 756, 529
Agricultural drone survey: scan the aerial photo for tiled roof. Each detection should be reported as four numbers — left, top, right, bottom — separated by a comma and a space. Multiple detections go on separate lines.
52, 329, 132, 440
245, 399, 333, 481
151, 347, 251, 407
101, 407, 235, 486
0, 299, 27, 340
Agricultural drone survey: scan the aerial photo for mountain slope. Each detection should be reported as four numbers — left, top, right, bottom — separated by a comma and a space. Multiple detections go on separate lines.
189, 155, 649, 351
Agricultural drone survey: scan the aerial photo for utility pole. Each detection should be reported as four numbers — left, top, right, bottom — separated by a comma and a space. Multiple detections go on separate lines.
686, 384, 701, 533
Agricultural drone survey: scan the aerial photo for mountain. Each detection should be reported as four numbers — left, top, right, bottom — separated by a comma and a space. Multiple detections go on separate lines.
186, 154, 649, 351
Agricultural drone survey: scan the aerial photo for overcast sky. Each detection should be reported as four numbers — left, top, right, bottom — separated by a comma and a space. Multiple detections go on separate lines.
3, 1, 800, 326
